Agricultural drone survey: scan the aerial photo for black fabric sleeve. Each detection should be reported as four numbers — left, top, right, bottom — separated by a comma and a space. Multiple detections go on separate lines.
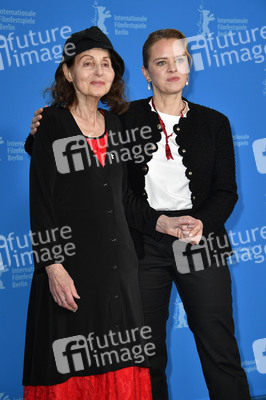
25, 133, 34, 155
122, 162, 161, 238
193, 116, 238, 235
29, 110, 62, 270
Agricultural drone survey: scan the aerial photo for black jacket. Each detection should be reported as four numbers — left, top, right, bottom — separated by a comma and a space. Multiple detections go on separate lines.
119, 97, 238, 258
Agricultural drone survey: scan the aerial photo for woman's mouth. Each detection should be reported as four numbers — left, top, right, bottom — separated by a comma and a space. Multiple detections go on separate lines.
91, 81, 105, 85
167, 76, 180, 82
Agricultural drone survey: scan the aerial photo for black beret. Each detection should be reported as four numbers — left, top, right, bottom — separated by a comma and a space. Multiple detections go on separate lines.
58, 26, 124, 76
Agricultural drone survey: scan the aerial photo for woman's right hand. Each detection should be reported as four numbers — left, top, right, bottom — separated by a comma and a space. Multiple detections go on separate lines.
30, 106, 47, 135
45, 263, 80, 312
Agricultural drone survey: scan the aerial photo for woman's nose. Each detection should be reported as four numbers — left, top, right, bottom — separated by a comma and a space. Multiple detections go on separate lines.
168, 59, 178, 72
94, 63, 104, 75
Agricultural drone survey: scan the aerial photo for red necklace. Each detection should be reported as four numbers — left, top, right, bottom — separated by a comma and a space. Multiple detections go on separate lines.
151, 98, 186, 160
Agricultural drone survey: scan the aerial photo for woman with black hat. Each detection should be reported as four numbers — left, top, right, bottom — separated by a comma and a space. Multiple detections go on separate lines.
22, 26, 198, 400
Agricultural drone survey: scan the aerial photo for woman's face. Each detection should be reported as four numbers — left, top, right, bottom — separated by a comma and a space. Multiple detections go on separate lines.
63, 48, 115, 101
142, 38, 189, 97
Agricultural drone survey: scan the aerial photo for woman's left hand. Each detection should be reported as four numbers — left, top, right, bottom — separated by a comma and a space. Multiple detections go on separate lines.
156, 215, 196, 238
180, 218, 203, 245
156, 215, 203, 245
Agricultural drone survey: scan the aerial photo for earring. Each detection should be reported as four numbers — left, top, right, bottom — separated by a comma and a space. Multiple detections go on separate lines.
185, 77, 189, 86
147, 80, 151, 90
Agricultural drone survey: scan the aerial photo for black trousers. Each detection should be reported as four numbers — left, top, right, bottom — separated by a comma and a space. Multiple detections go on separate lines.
139, 231, 251, 400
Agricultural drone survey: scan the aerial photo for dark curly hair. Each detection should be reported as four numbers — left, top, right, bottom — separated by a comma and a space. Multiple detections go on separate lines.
44, 52, 128, 114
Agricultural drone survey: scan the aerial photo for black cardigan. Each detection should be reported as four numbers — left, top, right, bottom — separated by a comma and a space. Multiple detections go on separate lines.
23, 106, 160, 385
119, 97, 238, 258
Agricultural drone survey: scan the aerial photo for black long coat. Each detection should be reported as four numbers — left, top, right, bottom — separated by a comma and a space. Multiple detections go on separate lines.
23, 106, 159, 386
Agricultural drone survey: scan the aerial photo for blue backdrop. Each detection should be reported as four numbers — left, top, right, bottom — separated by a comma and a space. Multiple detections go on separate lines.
0, 0, 265, 399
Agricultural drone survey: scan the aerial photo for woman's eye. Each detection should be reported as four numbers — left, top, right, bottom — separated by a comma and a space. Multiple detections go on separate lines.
84, 61, 92, 66
176, 56, 186, 64
103, 62, 110, 68
157, 61, 166, 66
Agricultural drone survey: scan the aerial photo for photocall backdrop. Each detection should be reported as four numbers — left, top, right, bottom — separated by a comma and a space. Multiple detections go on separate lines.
0, 0, 265, 399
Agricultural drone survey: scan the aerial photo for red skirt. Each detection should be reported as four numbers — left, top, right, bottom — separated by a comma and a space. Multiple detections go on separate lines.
23, 366, 152, 400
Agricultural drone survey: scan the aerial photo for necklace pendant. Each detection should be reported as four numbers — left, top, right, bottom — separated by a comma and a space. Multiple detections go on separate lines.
165, 143, 174, 160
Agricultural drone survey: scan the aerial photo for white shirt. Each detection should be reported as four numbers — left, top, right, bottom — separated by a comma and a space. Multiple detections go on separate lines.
145, 100, 192, 211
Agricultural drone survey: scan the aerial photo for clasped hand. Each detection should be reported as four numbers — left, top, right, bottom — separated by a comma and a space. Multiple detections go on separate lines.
156, 215, 203, 245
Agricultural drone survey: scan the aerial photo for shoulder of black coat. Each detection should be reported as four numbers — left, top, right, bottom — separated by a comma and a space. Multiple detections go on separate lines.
119, 97, 151, 116
40, 104, 68, 121
100, 108, 121, 125
33, 105, 68, 144
185, 98, 229, 123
